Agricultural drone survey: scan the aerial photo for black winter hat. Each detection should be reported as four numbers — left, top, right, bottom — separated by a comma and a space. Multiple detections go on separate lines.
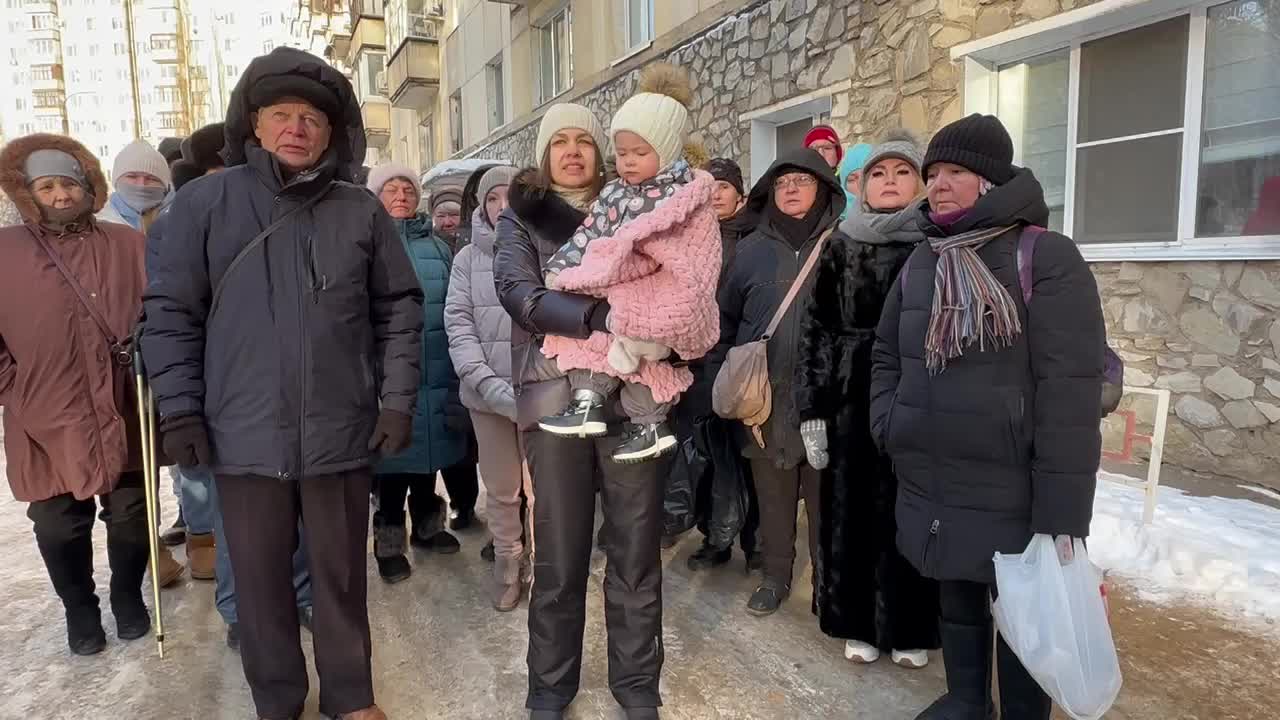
706, 157, 745, 196
184, 122, 226, 171
248, 74, 342, 123
170, 159, 204, 190
157, 137, 185, 165
922, 114, 1015, 185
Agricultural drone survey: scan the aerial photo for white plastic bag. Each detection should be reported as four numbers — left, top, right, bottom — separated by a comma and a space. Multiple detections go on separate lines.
993, 534, 1122, 720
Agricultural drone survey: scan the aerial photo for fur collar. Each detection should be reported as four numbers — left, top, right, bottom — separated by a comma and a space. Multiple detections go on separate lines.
507, 168, 588, 241
0, 134, 109, 225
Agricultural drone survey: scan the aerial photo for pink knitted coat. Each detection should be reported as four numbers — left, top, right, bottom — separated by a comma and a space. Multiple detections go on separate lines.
542, 169, 722, 403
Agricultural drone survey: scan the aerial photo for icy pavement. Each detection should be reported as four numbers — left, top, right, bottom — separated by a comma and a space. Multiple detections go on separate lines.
0, 433, 1277, 717
1092, 471, 1280, 625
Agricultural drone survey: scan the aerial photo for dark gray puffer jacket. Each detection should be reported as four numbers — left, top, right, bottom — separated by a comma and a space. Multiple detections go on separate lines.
869, 168, 1104, 584
141, 47, 424, 480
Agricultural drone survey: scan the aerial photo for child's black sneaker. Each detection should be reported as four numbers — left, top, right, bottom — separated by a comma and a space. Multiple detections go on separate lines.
611, 422, 677, 464
539, 390, 609, 437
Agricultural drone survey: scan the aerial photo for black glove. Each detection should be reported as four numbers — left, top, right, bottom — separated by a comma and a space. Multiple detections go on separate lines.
368, 409, 413, 456
160, 414, 211, 468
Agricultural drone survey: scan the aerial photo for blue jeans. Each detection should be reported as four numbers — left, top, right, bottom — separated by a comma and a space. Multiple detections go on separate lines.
210, 475, 312, 626
176, 466, 216, 534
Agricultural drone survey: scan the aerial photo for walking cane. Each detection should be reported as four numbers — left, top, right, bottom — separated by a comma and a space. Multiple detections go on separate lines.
132, 346, 166, 658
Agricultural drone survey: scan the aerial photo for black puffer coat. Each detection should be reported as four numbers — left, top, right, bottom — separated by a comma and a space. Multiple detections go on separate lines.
869, 168, 1104, 584
142, 47, 424, 480
707, 149, 845, 470
796, 206, 939, 649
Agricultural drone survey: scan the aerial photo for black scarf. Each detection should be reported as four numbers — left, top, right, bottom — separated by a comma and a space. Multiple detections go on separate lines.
766, 185, 830, 251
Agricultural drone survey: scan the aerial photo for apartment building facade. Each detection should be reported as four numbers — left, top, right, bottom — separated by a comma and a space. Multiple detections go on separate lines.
0, 0, 337, 167
430, 0, 1280, 489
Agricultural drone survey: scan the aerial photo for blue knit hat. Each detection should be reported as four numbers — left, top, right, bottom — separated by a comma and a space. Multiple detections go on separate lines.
837, 143, 873, 218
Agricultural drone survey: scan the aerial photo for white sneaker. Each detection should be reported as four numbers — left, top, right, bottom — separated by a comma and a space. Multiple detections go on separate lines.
844, 640, 880, 663
891, 649, 930, 668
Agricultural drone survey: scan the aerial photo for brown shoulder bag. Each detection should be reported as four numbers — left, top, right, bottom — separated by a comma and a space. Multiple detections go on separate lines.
712, 228, 832, 448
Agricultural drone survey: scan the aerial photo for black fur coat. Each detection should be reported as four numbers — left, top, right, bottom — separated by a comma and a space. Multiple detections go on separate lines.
795, 210, 940, 650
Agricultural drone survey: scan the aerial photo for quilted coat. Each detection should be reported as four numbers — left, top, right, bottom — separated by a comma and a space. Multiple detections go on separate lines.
378, 214, 468, 475
541, 170, 722, 403
444, 208, 515, 421
870, 168, 1105, 585
0, 133, 147, 501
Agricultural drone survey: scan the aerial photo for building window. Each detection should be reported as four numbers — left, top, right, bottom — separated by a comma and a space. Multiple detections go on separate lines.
356, 51, 386, 98
486, 56, 505, 132
115, 42, 126, 55
86, 17, 94, 30
534, 6, 571, 105
224, 38, 233, 51
965, 0, 1280, 259
623, 0, 653, 52
31, 13, 54, 29
112, 17, 121, 29
260, 12, 272, 26
388, 0, 443, 51
449, 90, 463, 152
226, 65, 238, 78
419, 115, 435, 171
263, 40, 274, 53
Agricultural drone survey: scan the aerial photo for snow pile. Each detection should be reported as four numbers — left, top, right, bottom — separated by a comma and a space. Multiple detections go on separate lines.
1090, 471, 1280, 623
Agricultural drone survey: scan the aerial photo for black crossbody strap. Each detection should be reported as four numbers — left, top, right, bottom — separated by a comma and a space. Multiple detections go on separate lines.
209, 185, 331, 316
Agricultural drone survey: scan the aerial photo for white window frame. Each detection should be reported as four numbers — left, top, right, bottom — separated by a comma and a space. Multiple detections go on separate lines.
534, 4, 572, 106
486, 55, 506, 133
622, 0, 654, 54
954, 0, 1280, 261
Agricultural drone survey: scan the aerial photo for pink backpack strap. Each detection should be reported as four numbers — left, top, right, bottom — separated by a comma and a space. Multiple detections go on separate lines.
1015, 225, 1046, 305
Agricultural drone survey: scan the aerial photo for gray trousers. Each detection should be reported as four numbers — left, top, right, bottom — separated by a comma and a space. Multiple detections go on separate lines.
568, 369, 672, 424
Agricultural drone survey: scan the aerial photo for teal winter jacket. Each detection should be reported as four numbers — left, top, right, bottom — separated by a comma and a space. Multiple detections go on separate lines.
377, 213, 467, 476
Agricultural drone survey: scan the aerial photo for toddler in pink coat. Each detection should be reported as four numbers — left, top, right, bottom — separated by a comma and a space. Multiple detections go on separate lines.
539, 64, 721, 463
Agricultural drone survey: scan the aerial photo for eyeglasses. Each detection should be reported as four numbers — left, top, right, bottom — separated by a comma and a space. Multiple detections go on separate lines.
773, 174, 819, 191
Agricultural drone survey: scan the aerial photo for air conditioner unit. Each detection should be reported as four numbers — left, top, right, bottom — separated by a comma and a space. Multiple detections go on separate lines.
375, 69, 388, 95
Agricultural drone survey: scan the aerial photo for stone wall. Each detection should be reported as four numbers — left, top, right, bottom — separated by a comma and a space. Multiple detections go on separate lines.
467, 0, 862, 169
1096, 261, 1280, 484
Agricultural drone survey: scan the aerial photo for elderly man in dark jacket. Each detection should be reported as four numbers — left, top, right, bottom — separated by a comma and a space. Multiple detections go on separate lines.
141, 48, 423, 720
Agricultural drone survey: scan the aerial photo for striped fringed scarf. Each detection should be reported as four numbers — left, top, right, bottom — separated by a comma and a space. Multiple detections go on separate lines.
925, 225, 1022, 373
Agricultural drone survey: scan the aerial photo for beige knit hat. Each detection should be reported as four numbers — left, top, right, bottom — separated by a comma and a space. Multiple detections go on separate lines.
534, 103, 607, 166
112, 139, 172, 189
610, 63, 692, 170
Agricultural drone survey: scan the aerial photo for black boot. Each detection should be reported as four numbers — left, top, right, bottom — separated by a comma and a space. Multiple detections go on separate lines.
914, 621, 994, 720
160, 507, 187, 547
480, 538, 496, 562
374, 525, 412, 584
106, 509, 152, 640
687, 542, 732, 571
36, 529, 106, 655
996, 634, 1052, 720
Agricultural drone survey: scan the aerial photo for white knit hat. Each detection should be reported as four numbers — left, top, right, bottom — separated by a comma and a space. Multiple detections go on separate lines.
534, 103, 607, 166
366, 162, 422, 199
609, 63, 692, 171
112, 139, 171, 189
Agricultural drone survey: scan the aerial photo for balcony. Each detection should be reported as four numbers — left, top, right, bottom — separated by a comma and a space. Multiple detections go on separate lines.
347, 15, 385, 66
150, 34, 181, 63
30, 63, 64, 92
386, 36, 439, 111
361, 97, 391, 148
348, 0, 384, 30
23, 0, 58, 15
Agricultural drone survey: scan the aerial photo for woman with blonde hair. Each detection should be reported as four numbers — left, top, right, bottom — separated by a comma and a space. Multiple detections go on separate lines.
797, 130, 941, 668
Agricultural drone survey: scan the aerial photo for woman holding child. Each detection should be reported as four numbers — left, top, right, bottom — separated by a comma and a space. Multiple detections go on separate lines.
495, 63, 718, 719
